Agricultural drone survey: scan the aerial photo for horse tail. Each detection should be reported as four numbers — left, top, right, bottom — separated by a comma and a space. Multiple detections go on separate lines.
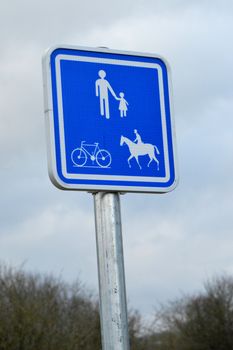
153, 145, 160, 154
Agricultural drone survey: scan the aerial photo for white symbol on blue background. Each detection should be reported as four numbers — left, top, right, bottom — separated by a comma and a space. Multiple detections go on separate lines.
71, 141, 112, 168
118, 92, 129, 117
120, 131, 160, 170
95, 70, 128, 119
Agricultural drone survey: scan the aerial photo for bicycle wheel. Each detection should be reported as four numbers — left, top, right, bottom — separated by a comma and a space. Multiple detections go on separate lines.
96, 149, 112, 168
71, 148, 87, 167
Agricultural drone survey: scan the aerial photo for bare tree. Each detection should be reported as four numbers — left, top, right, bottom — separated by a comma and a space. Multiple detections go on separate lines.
0, 264, 101, 349
153, 275, 233, 350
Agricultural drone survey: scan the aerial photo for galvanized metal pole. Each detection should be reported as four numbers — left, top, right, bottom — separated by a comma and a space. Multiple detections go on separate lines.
93, 192, 130, 350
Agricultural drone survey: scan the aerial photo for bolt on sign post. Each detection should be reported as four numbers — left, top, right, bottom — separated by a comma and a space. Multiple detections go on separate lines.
42, 45, 178, 350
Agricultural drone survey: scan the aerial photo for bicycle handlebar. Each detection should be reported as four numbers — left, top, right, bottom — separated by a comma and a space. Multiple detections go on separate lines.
81, 141, 99, 146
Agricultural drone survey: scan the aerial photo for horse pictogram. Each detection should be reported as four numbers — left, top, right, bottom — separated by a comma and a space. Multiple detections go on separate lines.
120, 134, 160, 170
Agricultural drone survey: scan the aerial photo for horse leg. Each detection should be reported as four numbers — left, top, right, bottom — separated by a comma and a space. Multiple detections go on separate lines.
147, 157, 153, 167
147, 151, 155, 167
135, 156, 142, 170
127, 155, 133, 168
148, 151, 159, 170
154, 156, 159, 170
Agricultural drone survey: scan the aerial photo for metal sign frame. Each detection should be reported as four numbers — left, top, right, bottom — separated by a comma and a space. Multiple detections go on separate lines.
42, 45, 178, 193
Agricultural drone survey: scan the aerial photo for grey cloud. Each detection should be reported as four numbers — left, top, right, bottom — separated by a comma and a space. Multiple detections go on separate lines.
1, 0, 231, 48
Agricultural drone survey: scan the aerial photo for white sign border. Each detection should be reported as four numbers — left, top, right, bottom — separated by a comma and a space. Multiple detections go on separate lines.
55, 54, 169, 182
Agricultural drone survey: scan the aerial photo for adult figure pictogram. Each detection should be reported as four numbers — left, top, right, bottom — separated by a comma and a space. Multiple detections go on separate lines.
95, 70, 118, 119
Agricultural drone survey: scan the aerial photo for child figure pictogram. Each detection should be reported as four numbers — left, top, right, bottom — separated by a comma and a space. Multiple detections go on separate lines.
118, 92, 129, 117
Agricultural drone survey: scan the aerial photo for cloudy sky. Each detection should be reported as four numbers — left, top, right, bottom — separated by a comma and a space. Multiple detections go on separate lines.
0, 0, 233, 321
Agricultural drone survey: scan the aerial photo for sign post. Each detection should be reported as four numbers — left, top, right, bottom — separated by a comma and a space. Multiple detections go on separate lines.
42, 45, 177, 350
94, 192, 129, 350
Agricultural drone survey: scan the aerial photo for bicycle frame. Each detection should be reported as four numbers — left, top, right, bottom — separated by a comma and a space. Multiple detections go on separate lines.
80, 141, 100, 159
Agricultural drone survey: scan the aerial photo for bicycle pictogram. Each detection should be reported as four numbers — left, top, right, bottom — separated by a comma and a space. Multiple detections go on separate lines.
71, 141, 112, 168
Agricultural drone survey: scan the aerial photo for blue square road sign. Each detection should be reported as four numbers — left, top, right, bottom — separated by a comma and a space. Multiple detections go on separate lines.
42, 46, 178, 193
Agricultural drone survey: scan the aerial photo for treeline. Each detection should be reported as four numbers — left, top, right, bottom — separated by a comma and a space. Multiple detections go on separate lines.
0, 264, 233, 349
